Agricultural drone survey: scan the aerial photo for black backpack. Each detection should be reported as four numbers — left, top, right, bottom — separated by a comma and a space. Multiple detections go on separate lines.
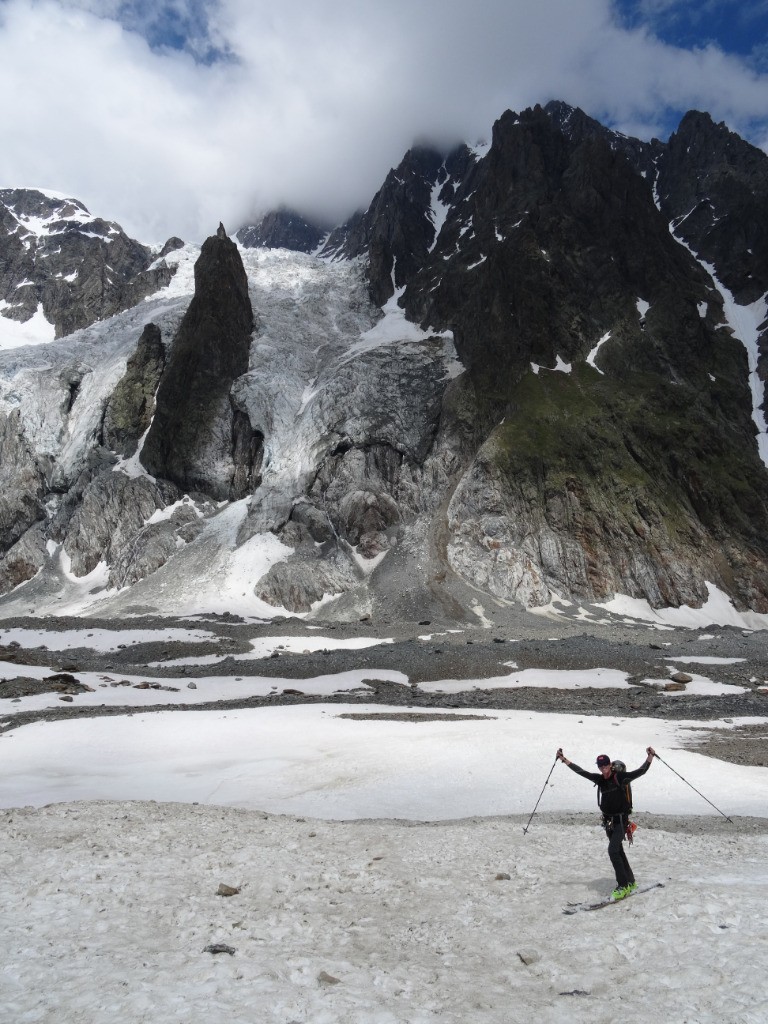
611, 760, 633, 813
596, 760, 633, 814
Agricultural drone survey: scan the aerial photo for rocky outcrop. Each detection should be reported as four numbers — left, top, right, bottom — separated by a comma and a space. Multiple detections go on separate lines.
256, 546, 362, 613
309, 445, 405, 557
102, 323, 165, 457
0, 410, 47, 554
448, 367, 768, 610
140, 225, 260, 499
0, 522, 48, 595
237, 208, 328, 252
62, 471, 181, 577
108, 498, 208, 589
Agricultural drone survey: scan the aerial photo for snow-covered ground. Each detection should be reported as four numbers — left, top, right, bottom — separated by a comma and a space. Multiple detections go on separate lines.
0, 301, 56, 348
1, 702, 767, 1023
2, 704, 766, 818
553, 583, 768, 632
0, 625, 218, 652
151, 633, 395, 668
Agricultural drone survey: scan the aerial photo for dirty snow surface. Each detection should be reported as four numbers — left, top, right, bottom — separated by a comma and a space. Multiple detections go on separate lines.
2, 699, 767, 1024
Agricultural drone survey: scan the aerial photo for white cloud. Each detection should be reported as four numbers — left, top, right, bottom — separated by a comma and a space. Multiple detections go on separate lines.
1, 0, 768, 243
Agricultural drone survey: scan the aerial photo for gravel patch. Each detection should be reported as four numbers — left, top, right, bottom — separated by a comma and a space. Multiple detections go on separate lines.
1, 614, 766, 768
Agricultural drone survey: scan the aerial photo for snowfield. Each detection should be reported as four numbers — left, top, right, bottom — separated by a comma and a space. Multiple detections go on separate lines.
1, 701, 767, 1023
2, 800, 766, 1024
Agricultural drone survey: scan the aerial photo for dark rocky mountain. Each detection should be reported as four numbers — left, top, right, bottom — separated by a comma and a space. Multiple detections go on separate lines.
657, 110, 768, 304
542, 102, 768, 314
543, 99, 660, 178
358, 104, 768, 610
0, 102, 767, 621
319, 145, 468, 306
236, 208, 328, 253
0, 189, 184, 338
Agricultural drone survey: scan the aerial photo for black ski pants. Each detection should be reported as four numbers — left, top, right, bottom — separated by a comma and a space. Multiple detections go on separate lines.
605, 814, 635, 889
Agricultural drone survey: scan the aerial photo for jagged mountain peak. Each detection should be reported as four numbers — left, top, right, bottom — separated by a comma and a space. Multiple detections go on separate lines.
317, 139, 480, 303
674, 108, 728, 139
658, 107, 768, 302
666, 107, 768, 174
543, 99, 623, 140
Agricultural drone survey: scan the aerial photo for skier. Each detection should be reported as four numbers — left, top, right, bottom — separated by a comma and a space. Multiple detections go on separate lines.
556, 746, 656, 900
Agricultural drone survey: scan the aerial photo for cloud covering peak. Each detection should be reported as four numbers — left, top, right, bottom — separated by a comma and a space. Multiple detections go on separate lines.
2, 0, 768, 242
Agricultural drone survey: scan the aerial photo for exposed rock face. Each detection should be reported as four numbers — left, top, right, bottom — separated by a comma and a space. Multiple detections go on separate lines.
655, 113, 768, 427
62, 471, 181, 578
0, 410, 47, 553
256, 548, 362, 613
447, 367, 768, 610
392, 105, 768, 610
0, 189, 178, 338
322, 146, 452, 305
237, 208, 328, 252
102, 323, 165, 457
543, 100, 661, 179
0, 522, 48, 595
108, 500, 207, 589
403, 107, 712, 382
140, 226, 261, 500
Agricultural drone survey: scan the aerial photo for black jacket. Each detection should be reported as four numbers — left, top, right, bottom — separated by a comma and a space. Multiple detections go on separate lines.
567, 760, 651, 816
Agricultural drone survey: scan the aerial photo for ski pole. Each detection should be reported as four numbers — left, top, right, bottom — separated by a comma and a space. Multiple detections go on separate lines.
522, 757, 558, 835
653, 752, 734, 823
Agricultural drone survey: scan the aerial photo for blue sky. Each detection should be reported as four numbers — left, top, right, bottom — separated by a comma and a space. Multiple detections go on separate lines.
2, 0, 768, 241
616, 1, 768, 66
612, 0, 768, 136
104, 0, 229, 63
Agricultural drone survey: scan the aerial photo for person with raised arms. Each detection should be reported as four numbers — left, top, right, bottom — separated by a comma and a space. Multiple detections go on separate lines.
556, 745, 656, 901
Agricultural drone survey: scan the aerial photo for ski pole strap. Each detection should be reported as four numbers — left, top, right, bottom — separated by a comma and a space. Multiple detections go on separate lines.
653, 752, 734, 823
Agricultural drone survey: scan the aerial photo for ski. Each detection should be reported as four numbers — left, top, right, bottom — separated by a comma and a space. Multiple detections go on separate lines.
563, 881, 664, 914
